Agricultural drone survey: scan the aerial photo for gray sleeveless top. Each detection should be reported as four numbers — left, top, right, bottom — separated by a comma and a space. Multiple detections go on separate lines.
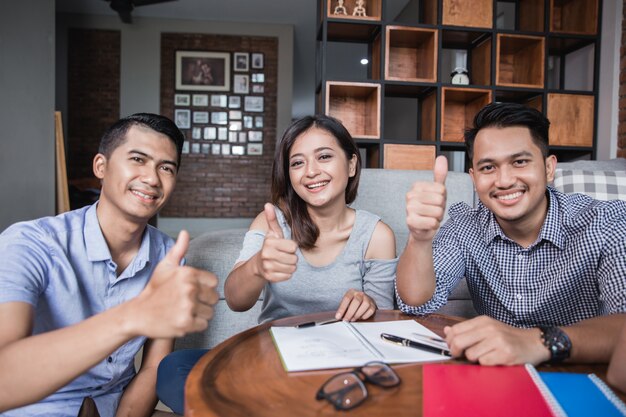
235, 207, 397, 323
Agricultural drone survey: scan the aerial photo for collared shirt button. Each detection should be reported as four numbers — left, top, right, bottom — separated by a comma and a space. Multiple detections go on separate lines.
517, 254, 524, 260
516, 294, 523, 300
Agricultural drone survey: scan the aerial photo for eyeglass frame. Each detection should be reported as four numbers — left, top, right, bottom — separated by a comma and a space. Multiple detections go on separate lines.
315, 361, 401, 411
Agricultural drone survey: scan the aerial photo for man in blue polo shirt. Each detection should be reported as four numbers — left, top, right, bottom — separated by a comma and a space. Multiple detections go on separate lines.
0, 113, 218, 416
396, 102, 626, 366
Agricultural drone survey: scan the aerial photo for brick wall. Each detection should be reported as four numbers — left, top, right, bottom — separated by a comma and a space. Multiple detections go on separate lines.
621, 1, 626, 158
160, 33, 278, 218
67, 28, 120, 181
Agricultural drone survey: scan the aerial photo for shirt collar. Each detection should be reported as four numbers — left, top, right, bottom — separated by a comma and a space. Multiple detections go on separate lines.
482, 186, 565, 249
84, 202, 152, 265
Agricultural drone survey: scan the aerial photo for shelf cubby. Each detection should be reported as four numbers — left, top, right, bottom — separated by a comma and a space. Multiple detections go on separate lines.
440, 0, 493, 29
441, 87, 492, 142
385, 26, 438, 83
383, 90, 437, 142
547, 93, 594, 147
440, 30, 491, 86
550, 0, 598, 35
325, 81, 381, 139
383, 144, 436, 170
496, 34, 545, 88
497, 0, 545, 32
327, 0, 382, 21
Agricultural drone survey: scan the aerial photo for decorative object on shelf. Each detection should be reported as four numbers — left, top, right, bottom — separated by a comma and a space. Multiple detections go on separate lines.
175, 51, 230, 92
352, 0, 367, 16
451, 67, 470, 85
333, 0, 347, 15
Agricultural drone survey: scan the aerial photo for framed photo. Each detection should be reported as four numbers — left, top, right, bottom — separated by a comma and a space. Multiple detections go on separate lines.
193, 111, 209, 124
229, 110, 242, 120
218, 127, 228, 140
247, 143, 263, 155
211, 94, 227, 107
229, 121, 242, 131
234, 52, 249, 72
244, 96, 264, 112
175, 94, 190, 106
182, 141, 190, 154
251, 53, 264, 69
243, 115, 254, 129
232, 145, 245, 155
228, 132, 238, 143
251, 73, 265, 83
192, 126, 202, 139
255, 116, 264, 128
248, 131, 263, 142
192, 94, 209, 106
175, 51, 230, 91
221, 144, 231, 155
204, 126, 216, 140
233, 75, 249, 94
174, 109, 191, 129
252, 84, 264, 94
211, 144, 221, 155
238, 132, 247, 143
229, 96, 242, 108
211, 111, 228, 125
201, 143, 210, 154
191, 142, 200, 154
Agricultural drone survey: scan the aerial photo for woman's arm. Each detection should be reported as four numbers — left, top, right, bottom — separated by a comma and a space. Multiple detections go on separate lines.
608, 318, 626, 392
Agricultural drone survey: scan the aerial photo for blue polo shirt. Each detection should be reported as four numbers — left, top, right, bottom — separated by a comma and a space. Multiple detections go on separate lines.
0, 203, 174, 417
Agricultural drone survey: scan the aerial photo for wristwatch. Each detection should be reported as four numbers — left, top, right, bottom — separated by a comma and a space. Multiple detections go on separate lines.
538, 326, 572, 363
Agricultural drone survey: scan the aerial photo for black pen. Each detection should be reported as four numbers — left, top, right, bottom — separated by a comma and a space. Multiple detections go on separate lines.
295, 318, 340, 329
380, 333, 451, 357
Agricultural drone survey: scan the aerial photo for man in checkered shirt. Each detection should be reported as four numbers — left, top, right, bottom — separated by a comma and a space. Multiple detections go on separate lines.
396, 102, 626, 366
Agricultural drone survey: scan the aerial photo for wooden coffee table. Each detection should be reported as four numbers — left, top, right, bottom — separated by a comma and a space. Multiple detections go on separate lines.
185, 310, 625, 416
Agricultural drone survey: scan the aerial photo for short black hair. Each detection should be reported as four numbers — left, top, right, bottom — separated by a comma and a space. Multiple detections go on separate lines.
464, 102, 550, 161
98, 113, 185, 170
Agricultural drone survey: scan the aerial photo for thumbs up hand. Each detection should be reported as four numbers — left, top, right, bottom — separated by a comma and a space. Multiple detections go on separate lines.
405, 155, 449, 242
257, 203, 298, 283
129, 230, 219, 339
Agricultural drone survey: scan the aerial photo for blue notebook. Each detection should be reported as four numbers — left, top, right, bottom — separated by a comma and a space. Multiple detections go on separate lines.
539, 372, 626, 417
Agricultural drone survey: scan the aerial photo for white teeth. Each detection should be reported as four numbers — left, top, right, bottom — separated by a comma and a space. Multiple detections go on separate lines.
497, 191, 522, 201
132, 190, 156, 200
306, 181, 328, 189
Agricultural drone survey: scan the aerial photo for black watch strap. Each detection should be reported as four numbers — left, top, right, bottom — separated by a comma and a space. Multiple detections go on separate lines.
539, 326, 572, 363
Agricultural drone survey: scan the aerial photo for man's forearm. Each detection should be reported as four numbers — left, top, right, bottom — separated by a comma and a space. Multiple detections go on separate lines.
564, 313, 626, 363
396, 236, 437, 306
115, 367, 159, 417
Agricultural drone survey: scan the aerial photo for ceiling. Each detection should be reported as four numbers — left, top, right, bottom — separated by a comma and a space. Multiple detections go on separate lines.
55, 0, 319, 118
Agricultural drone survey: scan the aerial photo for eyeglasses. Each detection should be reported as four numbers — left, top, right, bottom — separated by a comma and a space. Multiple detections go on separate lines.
315, 361, 401, 410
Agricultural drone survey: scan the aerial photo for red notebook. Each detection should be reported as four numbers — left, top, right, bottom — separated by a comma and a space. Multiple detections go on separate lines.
423, 364, 560, 417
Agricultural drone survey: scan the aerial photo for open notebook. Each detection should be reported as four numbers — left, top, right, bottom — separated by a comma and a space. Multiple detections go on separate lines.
270, 319, 450, 372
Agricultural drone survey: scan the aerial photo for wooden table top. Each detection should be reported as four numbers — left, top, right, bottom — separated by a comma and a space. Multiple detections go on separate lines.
185, 310, 625, 416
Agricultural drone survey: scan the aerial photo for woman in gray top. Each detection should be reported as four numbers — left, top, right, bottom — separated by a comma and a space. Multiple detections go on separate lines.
224, 114, 398, 323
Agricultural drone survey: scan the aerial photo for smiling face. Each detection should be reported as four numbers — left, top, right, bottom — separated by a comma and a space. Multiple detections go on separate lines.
287, 127, 357, 210
93, 124, 179, 224
469, 126, 556, 238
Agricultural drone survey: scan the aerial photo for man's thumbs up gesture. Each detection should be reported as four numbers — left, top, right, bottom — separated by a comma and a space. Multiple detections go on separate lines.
257, 203, 298, 282
130, 230, 219, 339
406, 155, 449, 242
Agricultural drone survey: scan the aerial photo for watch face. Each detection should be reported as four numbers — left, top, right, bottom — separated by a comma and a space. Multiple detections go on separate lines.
452, 73, 469, 85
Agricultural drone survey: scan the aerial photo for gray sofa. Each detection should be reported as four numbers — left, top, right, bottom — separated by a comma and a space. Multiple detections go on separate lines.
175, 158, 626, 351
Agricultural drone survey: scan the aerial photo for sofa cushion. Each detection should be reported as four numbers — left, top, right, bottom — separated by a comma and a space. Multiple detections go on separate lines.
553, 170, 626, 201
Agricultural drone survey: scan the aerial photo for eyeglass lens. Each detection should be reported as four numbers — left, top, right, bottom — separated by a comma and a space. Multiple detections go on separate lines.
321, 373, 368, 410
361, 362, 401, 387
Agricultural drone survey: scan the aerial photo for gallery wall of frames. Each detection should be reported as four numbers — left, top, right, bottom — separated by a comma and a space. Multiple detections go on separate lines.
160, 33, 278, 218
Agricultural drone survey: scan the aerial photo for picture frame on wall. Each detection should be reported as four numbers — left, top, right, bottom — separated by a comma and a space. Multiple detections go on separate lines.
218, 127, 228, 140
252, 84, 264, 94
192, 127, 202, 139
251, 53, 264, 69
228, 96, 241, 109
210, 94, 227, 108
248, 131, 263, 142
174, 109, 191, 129
211, 111, 228, 125
234, 52, 249, 72
251, 73, 265, 83
204, 126, 216, 140
244, 96, 264, 112
232, 145, 245, 155
192, 94, 209, 106
229, 110, 242, 120
175, 94, 190, 106
243, 115, 253, 129
233, 75, 249, 94
176, 51, 231, 91
255, 116, 264, 128
211, 144, 221, 155
193, 111, 209, 124
247, 143, 263, 155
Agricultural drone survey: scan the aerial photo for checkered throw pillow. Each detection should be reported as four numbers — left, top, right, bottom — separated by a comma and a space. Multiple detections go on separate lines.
553, 170, 626, 201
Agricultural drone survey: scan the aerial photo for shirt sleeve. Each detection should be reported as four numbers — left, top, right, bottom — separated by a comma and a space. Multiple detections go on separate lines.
396, 215, 467, 315
234, 230, 266, 266
362, 257, 398, 310
596, 205, 626, 314
0, 222, 52, 306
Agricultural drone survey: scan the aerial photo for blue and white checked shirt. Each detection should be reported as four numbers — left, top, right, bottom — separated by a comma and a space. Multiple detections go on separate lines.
397, 187, 626, 327
0, 203, 174, 417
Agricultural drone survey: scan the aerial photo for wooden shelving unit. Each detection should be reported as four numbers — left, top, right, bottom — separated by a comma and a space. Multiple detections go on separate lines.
316, 0, 601, 170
